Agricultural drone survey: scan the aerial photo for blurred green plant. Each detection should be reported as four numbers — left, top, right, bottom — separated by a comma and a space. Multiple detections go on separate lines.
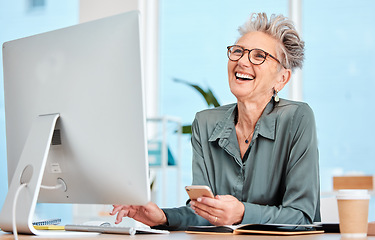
174, 78, 221, 134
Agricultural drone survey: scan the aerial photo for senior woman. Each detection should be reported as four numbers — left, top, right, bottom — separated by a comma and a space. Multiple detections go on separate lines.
111, 12, 320, 230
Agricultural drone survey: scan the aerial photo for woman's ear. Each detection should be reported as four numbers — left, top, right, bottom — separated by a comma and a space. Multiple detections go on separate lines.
275, 68, 292, 91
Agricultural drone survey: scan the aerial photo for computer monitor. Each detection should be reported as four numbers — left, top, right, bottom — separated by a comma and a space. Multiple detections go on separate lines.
0, 10, 150, 235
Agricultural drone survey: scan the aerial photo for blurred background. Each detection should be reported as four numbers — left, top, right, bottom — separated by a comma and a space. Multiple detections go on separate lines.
0, 0, 374, 225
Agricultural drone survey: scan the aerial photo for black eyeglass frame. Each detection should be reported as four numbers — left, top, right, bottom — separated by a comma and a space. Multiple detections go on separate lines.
227, 45, 285, 68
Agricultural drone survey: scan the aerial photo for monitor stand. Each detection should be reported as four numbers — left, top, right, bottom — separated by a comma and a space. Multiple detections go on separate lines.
0, 114, 98, 236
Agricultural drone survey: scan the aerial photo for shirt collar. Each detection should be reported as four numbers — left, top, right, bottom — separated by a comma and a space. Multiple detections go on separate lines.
208, 104, 236, 142
208, 99, 277, 142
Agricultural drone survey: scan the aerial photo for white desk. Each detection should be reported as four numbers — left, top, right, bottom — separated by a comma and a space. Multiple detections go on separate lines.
1, 231, 375, 240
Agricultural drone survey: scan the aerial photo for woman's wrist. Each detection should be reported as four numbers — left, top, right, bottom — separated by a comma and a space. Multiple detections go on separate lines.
160, 212, 168, 225
154, 209, 168, 226
234, 201, 245, 225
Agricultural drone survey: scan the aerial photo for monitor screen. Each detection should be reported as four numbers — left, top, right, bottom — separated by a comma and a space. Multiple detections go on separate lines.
0, 10, 150, 234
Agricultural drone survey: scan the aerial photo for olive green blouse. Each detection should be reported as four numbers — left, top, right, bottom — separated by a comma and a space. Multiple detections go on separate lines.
160, 98, 320, 230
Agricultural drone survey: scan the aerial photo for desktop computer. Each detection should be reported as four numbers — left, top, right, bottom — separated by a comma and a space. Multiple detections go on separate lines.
0, 10, 151, 235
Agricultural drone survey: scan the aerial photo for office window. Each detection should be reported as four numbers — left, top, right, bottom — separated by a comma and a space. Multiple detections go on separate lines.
303, 0, 375, 191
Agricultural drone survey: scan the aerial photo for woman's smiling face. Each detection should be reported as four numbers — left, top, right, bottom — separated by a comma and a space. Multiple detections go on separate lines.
228, 31, 288, 103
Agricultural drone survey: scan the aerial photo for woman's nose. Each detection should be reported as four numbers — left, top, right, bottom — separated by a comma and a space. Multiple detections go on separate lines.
237, 53, 252, 68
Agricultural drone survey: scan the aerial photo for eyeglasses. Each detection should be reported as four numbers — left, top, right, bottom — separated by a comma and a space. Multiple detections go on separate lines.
227, 45, 284, 68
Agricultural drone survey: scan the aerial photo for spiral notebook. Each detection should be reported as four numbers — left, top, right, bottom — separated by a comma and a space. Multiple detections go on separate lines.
32, 218, 61, 226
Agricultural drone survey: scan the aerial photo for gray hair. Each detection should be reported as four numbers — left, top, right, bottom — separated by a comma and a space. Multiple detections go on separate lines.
238, 13, 305, 70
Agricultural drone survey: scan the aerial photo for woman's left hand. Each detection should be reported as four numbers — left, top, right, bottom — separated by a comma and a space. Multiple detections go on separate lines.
190, 195, 245, 225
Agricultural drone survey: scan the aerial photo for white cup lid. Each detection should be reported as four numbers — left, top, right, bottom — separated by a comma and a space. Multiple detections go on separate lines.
336, 189, 370, 200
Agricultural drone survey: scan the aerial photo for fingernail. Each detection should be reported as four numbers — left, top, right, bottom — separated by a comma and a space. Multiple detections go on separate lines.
197, 198, 202, 202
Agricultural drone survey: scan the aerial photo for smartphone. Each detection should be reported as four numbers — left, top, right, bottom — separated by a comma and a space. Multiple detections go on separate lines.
185, 185, 214, 200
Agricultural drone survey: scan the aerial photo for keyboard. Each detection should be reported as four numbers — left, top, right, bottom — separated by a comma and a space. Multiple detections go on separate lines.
65, 224, 169, 235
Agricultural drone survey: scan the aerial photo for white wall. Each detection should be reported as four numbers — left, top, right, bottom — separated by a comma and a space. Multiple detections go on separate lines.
79, 0, 159, 118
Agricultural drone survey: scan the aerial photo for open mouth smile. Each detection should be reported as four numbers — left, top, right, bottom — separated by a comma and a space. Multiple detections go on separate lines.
235, 72, 254, 81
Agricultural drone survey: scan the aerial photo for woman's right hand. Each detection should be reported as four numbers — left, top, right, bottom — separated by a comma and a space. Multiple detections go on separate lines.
110, 202, 167, 227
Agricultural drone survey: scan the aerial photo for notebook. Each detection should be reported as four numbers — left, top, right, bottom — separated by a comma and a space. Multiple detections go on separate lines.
186, 223, 325, 235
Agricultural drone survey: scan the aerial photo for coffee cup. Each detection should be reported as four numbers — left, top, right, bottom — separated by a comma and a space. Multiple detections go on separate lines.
337, 189, 370, 238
